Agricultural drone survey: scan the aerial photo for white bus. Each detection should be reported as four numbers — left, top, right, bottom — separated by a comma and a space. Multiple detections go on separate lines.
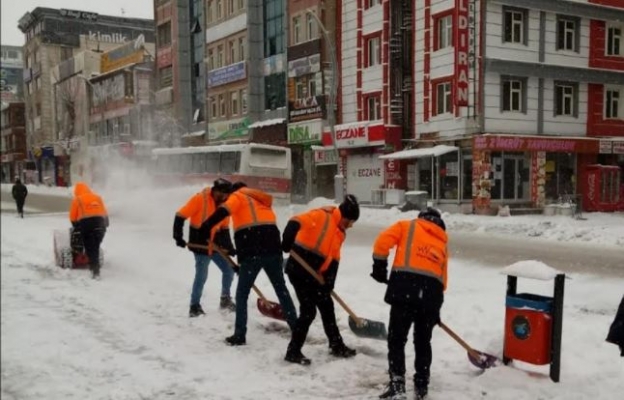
151, 143, 292, 199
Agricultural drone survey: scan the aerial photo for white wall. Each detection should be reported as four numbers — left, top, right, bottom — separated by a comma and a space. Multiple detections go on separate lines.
341, 0, 359, 124
485, 5, 540, 63
483, 73, 539, 134
362, 4, 383, 35
543, 13, 590, 67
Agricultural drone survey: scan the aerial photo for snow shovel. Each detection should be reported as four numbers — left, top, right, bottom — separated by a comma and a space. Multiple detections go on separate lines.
186, 243, 285, 321
438, 321, 498, 369
289, 250, 388, 340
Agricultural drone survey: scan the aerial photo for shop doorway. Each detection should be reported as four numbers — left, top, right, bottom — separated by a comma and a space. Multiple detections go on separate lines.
491, 152, 530, 201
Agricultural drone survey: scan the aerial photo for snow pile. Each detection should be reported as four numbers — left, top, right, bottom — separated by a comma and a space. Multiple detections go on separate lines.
501, 260, 561, 281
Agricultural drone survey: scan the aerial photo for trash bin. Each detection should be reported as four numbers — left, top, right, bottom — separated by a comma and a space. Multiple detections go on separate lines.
504, 293, 553, 365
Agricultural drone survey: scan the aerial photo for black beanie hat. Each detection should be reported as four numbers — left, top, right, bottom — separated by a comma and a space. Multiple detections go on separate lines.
232, 181, 247, 191
339, 194, 360, 221
212, 178, 233, 193
418, 207, 446, 231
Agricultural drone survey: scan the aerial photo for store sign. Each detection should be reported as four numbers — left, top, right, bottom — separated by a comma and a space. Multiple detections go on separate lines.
287, 120, 322, 144
208, 62, 246, 88
454, 0, 470, 107
385, 159, 402, 189
101, 37, 145, 73
335, 125, 369, 148
88, 31, 128, 44
60, 9, 99, 21
474, 135, 600, 153
613, 141, 624, 155
208, 117, 250, 141
314, 148, 338, 165
599, 140, 613, 154
289, 95, 325, 122
288, 54, 321, 78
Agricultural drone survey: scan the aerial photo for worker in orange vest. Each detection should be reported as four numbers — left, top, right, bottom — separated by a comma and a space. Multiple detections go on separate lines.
69, 182, 109, 279
173, 178, 237, 317
200, 181, 297, 346
371, 208, 448, 400
281, 194, 360, 365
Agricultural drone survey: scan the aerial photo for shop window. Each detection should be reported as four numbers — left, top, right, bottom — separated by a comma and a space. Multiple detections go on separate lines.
554, 82, 578, 117
435, 13, 453, 51
440, 151, 460, 200
606, 23, 622, 56
545, 153, 576, 200
462, 154, 473, 201
605, 88, 621, 119
366, 36, 381, 67
556, 15, 579, 52
501, 76, 527, 113
503, 6, 528, 45
434, 80, 452, 115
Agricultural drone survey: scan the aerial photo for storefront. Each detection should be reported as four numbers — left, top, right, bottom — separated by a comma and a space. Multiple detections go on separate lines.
287, 119, 323, 202
321, 122, 402, 203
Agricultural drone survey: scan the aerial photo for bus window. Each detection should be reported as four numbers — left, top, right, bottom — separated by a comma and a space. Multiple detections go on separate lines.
220, 152, 240, 174
181, 155, 193, 173
249, 147, 287, 169
192, 153, 206, 173
206, 153, 220, 173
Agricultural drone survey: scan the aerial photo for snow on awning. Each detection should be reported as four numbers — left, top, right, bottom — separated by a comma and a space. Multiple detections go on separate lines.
181, 130, 206, 138
249, 118, 285, 129
379, 144, 458, 160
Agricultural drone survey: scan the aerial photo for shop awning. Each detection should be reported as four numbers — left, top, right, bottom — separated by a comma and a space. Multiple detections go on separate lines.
379, 145, 459, 160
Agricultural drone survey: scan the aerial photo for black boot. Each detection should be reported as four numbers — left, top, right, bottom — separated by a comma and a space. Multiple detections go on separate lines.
90, 264, 100, 279
414, 375, 429, 400
219, 295, 236, 312
225, 334, 246, 346
379, 375, 406, 400
330, 342, 356, 358
284, 349, 311, 365
189, 304, 205, 317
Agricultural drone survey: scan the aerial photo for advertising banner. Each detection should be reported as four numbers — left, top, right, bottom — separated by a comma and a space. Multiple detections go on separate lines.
207, 62, 246, 88
288, 95, 325, 122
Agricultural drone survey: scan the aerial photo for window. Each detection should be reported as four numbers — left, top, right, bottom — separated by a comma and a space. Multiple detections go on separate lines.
231, 91, 239, 115
207, 0, 214, 23
210, 96, 217, 119
238, 37, 245, 61
557, 16, 579, 52
265, 72, 286, 110
229, 40, 236, 63
607, 24, 622, 56
217, 45, 224, 67
61, 47, 72, 61
157, 22, 172, 47
293, 16, 301, 44
306, 13, 315, 41
436, 14, 453, 50
501, 76, 526, 112
160, 66, 173, 87
295, 78, 306, 99
366, 36, 381, 67
264, 0, 285, 57
435, 81, 452, 115
366, 0, 381, 8
503, 7, 527, 45
228, 0, 234, 15
308, 78, 317, 97
241, 89, 248, 114
554, 82, 577, 117
605, 88, 620, 119
208, 49, 214, 69
217, 0, 223, 19
238, 0, 245, 10
219, 94, 226, 117
367, 96, 381, 120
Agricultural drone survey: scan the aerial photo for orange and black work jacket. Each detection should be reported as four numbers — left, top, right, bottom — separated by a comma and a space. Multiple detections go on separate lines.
282, 206, 346, 290
173, 188, 234, 255
373, 219, 448, 306
200, 187, 281, 259
69, 182, 109, 230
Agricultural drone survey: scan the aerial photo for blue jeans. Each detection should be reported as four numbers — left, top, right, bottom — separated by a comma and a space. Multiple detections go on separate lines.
234, 253, 297, 338
191, 252, 234, 306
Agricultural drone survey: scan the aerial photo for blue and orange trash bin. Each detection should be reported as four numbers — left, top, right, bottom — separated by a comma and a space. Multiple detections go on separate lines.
503, 271, 565, 382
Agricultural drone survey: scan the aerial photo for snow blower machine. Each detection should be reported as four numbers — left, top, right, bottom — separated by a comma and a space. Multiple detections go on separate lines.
53, 227, 104, 269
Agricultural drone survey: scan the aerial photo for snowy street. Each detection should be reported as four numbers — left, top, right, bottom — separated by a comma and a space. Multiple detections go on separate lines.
1, 185, 624, 399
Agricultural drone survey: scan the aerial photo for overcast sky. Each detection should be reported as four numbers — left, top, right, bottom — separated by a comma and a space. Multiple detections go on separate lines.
1, 0, 154, 46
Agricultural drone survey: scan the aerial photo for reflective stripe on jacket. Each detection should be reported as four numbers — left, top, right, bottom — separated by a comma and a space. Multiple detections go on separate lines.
69, 182, 108, 223
221, 187, 276, 232
373, 219, 449, 290
292, 206, 345, 274
176, 188, 230, 253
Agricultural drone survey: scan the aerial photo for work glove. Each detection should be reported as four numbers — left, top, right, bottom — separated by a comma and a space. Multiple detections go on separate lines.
370, 259, 389, 284
227, 248, 237, 257
231, 263, 240, 275
174, 237, 187, 248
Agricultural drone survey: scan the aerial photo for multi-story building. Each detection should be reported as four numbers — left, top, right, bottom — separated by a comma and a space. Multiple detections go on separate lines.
337, 0, 624, 212
153, 0, 206, 146
18, 7, 154, 184
1, 45, 24, 104
0, 103, 28, 183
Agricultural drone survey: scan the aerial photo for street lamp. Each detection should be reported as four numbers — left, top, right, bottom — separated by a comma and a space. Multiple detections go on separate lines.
305, 9, 344, 201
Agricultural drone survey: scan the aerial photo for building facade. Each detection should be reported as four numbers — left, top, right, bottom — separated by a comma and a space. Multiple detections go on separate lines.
18, 7, 154, 184
1, 103, 28, 183
1, 45, 24, 104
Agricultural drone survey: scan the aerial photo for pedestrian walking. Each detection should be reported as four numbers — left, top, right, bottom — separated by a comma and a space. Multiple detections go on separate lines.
200, 181, 297, 346
173, 178, 237, 317
11, 178, 28, 218
281, 195, 360, 365
371, 208, 449, 400
606, 295, 624, 357
69, 182, 109, 279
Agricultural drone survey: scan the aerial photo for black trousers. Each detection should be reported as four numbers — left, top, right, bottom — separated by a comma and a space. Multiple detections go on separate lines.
81, 227, 106, 271
387, 301, 441, 386
15, 199, 25, 215
287, 273, 343, 352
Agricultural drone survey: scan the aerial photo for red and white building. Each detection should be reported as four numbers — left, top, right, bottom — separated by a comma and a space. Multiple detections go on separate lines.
336, 0, 624, 211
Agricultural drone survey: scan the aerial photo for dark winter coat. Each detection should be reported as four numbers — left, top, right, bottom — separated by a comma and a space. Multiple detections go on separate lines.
11, 181, 28, 202
606, 296, 624, 356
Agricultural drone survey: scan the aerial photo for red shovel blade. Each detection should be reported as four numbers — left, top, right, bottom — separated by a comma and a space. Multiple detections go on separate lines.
468, 350, 499, 369
256, 298, 285, 321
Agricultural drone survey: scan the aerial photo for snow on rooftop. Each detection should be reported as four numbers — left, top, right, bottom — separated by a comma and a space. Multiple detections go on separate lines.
248, 118, 285, 128
501, 260, 562, 281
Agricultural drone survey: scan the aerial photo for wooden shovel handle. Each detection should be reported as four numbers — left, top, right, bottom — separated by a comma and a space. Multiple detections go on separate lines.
289, 250, 365, 326
438, 321, 482, 360
186, 242, 268, 302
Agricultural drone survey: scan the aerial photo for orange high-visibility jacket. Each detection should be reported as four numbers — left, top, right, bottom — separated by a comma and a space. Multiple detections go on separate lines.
221, 187, 276, 232
176, 188, 230, 252
373, 219, 449, 290
69, 182, 108, 223
292, 206, 345, 274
